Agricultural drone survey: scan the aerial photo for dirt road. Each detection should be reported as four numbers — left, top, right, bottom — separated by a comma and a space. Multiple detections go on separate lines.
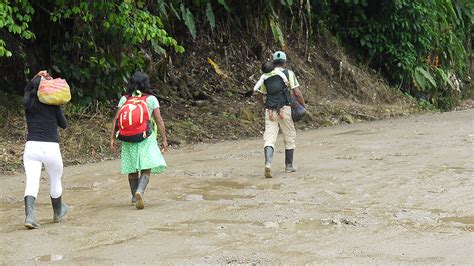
1, 109, 473, 264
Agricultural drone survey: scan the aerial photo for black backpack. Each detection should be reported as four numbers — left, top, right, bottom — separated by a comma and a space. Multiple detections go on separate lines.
264, 69, 292, 111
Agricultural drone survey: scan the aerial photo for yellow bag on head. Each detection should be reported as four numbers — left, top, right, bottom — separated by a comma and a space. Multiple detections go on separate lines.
38, 78, 71, 105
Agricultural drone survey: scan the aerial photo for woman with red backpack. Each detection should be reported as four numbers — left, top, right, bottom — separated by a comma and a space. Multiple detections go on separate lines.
110, 71, 167, 209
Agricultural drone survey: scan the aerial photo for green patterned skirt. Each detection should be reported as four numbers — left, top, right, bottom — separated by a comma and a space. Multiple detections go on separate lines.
120, 131, 167, 174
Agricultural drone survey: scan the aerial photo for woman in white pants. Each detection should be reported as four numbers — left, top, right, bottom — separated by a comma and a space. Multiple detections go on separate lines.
22, 70, 69, 229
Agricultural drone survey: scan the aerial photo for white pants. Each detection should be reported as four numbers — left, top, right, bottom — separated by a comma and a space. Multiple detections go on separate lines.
263, 106, 296, 149
23, 141, 64, 198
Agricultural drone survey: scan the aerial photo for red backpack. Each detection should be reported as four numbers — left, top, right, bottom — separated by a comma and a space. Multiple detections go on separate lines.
116, 94, 153, 142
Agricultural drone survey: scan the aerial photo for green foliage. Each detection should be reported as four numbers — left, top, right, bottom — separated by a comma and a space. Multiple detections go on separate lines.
0, 0, 35, 57
180, 3, 197, 38
1, 0, 472, 111
313, 0, 473, 110
155, 0, 297, 47
217, 0, 230, 12
270, 18, 286, 48
49, 1, 185, 103
1, 0, 184, 103
414, 67, 437, 91
155, 0, 231, 38
205, 2, 216, 32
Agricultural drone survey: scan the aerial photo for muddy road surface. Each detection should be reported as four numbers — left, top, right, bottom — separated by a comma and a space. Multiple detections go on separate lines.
1, 110, 473, 264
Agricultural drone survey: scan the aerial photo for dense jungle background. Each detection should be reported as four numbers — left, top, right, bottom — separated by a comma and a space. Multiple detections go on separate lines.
1, 0, 473, 174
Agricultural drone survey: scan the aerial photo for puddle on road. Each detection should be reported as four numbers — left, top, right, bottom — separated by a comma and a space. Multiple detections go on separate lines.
440, 216, 474, 224
444, 166, 474, 174
184, 194, 255, 201
279, 219, 331, 231
204, 180, 249, 190
254, 183, 282, 190
34, 254, 63, 262
334, 130, 362, 135
185, 194, 204, 201
334, 130, 375, 136
203, 194, 255, 200
295, 220, 329, 230
186, 180, 250, 191
203, 179, 283, 190
181, 180, 258, 201
184, 219, 262, 228
440, 216, 474, 232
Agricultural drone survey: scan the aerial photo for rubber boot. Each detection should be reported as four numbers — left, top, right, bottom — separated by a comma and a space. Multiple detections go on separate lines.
51, 196, 69, 222
135, 175, 149, 210
129, 178, 139, 205
285, 149, 296, 172
24, 196, 40, 229
264, 146, 274, 178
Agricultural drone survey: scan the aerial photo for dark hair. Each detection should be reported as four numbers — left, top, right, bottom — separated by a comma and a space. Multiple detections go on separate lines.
261, 61, 274, 73
272, 59, 286, 67
127, 71, 152, 95
23, 76, 41, 112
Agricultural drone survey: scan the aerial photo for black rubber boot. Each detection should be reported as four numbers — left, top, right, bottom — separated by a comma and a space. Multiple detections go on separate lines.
135, 175, 149, 210
264, 146, 274, 178
285, 149, 296, 172
51, 196, 69, 222
129, 178, 139, 205
24, 196, 40, 229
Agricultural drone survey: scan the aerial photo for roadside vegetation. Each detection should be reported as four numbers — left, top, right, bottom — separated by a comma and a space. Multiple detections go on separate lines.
0, 0, 472, 173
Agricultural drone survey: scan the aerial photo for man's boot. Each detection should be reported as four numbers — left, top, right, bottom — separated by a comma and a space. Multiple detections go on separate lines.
264, 146, 274, 178
51, 196, 69, 222
24, 196, 40, 229
129, 178, 139, 205
285, 149, 296, 172
135, 175, 149, 210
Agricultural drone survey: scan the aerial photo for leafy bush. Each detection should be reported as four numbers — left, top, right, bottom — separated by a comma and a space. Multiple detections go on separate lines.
1, 0, 472, 110
0, 1, 35, 57
1, 0, 183, 103
312, 0, 473, 110
50, 0, 185, 104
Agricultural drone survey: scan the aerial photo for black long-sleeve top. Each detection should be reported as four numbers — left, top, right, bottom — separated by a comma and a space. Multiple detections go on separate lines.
24, 77, 68, 143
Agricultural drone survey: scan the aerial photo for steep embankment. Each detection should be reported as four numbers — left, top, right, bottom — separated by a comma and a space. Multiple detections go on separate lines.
0, 36, 417, 174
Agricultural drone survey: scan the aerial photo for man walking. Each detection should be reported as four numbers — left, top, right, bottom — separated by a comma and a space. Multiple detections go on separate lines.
254, 51, 306, 178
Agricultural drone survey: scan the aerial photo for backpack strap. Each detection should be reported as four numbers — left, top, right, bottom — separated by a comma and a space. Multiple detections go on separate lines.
280, 69, 294, 105
282, 69, 290, 80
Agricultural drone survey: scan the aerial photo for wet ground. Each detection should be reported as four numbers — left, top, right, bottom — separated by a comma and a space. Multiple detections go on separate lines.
1, 109, 473, 264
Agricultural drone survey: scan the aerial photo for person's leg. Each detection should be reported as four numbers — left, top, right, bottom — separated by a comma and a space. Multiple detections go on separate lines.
284, 149, 295, 172
263, 110, 280, 178
43, 143, 68, 222
24, 143, 43, 198
23, 142, 42, 229
135, 169, 151, 209
279, 106, 297, 172
264, 146, 274, 178
44, 143, 63, 198
128, 172, 139, 205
